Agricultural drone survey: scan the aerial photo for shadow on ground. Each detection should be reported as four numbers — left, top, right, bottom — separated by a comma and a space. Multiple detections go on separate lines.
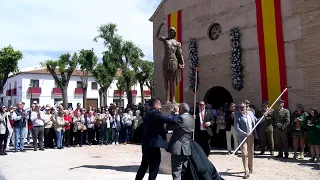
69, 165, 167, 174
219, 171, 244, 178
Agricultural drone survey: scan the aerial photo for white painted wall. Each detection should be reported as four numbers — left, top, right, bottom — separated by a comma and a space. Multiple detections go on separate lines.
1, 72, 151, 108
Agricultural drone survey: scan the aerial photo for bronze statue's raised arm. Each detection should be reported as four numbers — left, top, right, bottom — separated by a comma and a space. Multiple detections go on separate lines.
156, 21, 166, 41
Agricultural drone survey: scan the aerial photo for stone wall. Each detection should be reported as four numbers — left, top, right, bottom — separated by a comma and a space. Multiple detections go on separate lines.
152, 0, 320, 111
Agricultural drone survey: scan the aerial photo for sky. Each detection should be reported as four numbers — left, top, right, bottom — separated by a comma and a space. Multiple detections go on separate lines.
0, 0, 161, 69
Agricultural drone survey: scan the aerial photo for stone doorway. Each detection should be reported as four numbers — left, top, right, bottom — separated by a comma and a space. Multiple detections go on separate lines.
203, 86, 233, 109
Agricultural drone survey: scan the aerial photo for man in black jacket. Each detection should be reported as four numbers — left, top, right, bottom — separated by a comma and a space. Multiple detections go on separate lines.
135, 98, 179, 180
225, 103, 238, 155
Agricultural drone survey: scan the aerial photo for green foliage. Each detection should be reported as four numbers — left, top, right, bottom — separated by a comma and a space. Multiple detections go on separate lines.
94, 23, 145, 104
116, 76, 126, 91
0, 46, 23, 90
41, 52, 78, 108
92, 63, 113, 93
41, 53, 78, 88
78, 49, 98, 72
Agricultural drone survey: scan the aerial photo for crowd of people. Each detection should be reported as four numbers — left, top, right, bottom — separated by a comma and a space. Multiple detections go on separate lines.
0, 101, 146, 155
203, 100, 320, 163
0, 98, 319, 179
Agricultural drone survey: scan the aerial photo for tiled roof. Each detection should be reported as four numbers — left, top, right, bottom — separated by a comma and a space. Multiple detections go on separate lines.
19, 68, 122, 77
20, 68, 93, 76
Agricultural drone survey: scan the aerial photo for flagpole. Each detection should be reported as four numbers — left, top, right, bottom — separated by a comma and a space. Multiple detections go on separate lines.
219, 86, 292, 173
192, 67, 198, 140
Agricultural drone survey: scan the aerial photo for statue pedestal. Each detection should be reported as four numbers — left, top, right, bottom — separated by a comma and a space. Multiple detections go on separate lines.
159, 103, 179, 174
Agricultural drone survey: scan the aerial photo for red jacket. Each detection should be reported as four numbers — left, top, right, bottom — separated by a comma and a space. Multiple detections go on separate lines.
64, 115, 72, 130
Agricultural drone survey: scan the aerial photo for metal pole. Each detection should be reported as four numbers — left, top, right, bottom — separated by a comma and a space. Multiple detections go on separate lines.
192, 67, 198, 140
219, 86, 292, 173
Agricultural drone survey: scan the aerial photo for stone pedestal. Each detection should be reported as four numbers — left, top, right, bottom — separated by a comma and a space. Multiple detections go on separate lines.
159, 103, 179, 174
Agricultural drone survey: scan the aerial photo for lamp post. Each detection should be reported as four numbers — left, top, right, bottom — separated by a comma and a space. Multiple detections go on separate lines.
29, 83, 34, 106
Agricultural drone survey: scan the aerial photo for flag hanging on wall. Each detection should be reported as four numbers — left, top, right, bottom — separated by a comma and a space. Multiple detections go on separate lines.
256, 0, 288, 107
167, 10, 183, 103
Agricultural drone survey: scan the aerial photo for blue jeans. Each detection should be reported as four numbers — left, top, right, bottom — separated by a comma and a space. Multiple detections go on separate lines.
27, 129, 32, 143
124, 126, 131, 143
14, 127, 26, 151
112, 128, 119, 143
56, 131, 63, 148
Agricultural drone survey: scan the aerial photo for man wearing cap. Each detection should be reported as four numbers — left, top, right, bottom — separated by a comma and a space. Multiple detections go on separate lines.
256, 101, 274, 156
271, 100, 290, 158
244, 100, 255, 115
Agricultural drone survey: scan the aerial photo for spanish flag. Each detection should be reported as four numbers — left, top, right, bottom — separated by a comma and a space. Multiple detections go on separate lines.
167, 10, 183, 103
256, 0, 288, 107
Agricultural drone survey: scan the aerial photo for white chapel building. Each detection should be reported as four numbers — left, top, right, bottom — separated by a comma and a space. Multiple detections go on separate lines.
0, 65, 151, 108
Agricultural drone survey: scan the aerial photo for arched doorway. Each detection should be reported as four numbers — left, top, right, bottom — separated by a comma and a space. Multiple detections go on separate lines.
203, 86, 233, 109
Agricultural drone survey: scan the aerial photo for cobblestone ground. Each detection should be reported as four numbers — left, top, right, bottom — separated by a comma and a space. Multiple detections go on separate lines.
0, 144, 319, 180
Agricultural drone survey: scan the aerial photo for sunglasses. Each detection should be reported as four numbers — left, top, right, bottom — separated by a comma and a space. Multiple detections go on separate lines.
239, 106, 245, 109
199, 104, 205, 106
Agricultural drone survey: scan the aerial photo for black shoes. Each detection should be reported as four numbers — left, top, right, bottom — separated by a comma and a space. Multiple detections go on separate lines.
243, 174, 250, 179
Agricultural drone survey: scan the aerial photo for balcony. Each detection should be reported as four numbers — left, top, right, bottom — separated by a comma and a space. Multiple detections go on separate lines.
6, 90, 11, 96
114, 90, 125, 96
131, 90, 137, 97
11, 88, 17, 96
75, 88, 83, 95
52, 88, 62, 95
143, 90, 151, 97
28, 87, 42, 95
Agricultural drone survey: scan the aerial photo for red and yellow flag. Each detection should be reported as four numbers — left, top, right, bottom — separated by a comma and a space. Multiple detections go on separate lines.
256, 0, 288, 107
167, 10, 183, 103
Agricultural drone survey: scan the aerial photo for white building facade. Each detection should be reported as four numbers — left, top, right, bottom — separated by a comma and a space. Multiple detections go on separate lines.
0, 66, 151, 108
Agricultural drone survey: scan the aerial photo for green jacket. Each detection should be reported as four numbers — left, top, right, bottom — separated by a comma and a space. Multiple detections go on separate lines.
272, 108, 290, 131
257, 108, 274, 131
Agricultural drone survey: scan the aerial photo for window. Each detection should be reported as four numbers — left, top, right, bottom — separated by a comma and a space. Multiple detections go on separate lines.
208, 23, 222, 41
14, 81, 17, 88
8, 100, 11, 106
91, 82, 98, 90
30, 98, 39, 106
30, 79, 40, 87
113, 99, 124, 108
77, 81, 82, 88
54, 99, 62, 105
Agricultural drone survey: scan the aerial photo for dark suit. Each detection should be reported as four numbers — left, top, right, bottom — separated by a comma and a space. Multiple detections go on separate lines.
167, 113, 194, 180
135, 109, 179, 180
183, 141, 223, 180
195, 109, 215, 156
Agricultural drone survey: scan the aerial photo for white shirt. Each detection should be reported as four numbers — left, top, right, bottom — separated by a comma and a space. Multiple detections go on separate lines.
30, 111, 45, 127
105, 114, 111, 128
199, 109, 206, 131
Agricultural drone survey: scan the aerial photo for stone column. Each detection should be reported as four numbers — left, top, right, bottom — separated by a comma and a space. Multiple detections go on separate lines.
159, 103, 179, 174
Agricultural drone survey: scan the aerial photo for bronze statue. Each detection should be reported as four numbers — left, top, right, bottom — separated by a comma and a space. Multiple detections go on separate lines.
156, 20, 185, 104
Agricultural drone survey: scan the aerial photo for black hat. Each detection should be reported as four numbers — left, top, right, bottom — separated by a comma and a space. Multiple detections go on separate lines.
278, 99, 285, 103
262, 100, 269, 104
244, 100, 250, 104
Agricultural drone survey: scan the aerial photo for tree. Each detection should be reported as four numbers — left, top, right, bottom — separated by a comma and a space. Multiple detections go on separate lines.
92, 63, 115, 106
116, 76, 126, 107
77, 49, 98, 108
94, 23, 144, 105
135, 60, 153, 102
145, 62, 155, 97
0, 45, 23, 94
42, 53, 78, 108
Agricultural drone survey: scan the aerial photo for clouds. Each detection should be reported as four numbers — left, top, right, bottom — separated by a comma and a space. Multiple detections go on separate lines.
0, 0, 159, 69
